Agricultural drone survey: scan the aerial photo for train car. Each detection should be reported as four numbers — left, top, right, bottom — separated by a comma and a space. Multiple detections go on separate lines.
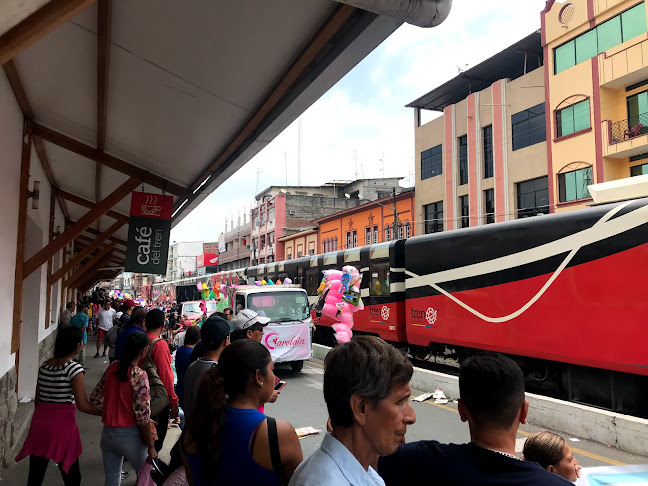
404, 197, 648, 412
246, 240, 407, 345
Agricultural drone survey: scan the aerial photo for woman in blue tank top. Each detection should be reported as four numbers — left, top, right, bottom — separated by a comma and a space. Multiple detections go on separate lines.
182, 340, 303, 485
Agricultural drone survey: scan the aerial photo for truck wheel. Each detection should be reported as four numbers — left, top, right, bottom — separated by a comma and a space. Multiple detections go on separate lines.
290, 360, 304, 372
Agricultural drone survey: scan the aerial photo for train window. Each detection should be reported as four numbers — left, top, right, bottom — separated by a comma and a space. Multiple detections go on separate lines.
306, 270, 319, 296
369, 265, 390, 297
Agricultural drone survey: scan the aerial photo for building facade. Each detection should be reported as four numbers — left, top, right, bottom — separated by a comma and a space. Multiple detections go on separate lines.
165, 241, 205, 280
543, 0, 648, 211
316, 189, 415, 252
280, 228, 319, 260
218, 220, 251, 271
410, 33, 550, 236
251, 179, 403, 264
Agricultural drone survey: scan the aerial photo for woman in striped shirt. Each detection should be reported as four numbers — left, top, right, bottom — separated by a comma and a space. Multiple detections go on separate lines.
15, 326, 101, 486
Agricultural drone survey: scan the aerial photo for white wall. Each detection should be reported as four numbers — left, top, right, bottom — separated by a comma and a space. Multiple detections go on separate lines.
0, 70, 22, 377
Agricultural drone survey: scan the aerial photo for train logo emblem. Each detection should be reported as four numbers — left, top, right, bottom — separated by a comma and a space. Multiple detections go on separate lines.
381, 306, 390, 321
425, 308, 438, 325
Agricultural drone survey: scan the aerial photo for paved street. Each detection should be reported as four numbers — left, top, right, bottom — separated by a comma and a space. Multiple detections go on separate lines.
2, 345, 646, 484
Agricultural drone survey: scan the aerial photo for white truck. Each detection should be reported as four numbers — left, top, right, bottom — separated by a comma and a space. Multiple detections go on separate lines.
230, 285, 312, 372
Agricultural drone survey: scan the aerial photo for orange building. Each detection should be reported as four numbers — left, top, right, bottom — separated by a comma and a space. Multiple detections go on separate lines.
315, 190, 415, 252
280, 228, 319, 260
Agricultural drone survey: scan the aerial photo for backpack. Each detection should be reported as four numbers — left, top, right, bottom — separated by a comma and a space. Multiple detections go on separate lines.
141, 338, 170, 416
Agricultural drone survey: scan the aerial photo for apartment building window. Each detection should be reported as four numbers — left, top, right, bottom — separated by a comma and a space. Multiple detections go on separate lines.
424, 201, 443, 234
268, 207, 275, 222
352, 230, 357, 248
483, 125, 493, 178
517, 176, 550, 218
458, 135, 468, 185
556, 99, 590, 138
554, 3, 647, 74
512, 103, 546, 150
558, 166, 593, 202
373, 226, 378, 244
484, 189, 495, 224
384, 225, 391, 242
459, 195, 469, 228
627, 91, 648, 134
421, 145, 443, 180
404, 221, 411, 238
365, 227, 371, 245
631, 163, 648, 176
346, 232, 352, 249
333, 236, 338, 251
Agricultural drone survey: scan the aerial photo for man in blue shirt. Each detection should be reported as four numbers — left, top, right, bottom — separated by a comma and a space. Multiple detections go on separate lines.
114, 307, 146, 361
377, 353, 571, 486
290, 336, 416, 486
68, 306, 89, 369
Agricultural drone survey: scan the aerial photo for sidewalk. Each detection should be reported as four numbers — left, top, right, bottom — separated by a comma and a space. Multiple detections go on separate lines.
0, 335, 179, 485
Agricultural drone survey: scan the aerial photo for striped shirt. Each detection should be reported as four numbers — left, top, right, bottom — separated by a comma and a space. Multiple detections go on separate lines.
38, 360, 84, 404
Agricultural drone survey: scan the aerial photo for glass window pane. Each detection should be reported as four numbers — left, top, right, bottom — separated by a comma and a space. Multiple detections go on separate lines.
573, 100, 591, 132
555, 41, 576, 73
558, 106, 574, 137
565, 171, 577, 201
622, 4, 647, 43
528, 111, 547, 145
576, 30, 598, 64
597, 16, 622, 53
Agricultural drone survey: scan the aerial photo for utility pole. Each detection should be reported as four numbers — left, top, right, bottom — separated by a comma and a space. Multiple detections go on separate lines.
392, 187, 399, 240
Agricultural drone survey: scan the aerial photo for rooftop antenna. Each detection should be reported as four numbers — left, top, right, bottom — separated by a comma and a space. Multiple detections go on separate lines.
297, 117, 302, 186
254, 168, 263, 196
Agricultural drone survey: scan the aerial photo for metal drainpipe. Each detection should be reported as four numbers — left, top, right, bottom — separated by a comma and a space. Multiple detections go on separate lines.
334, 0, 452, 28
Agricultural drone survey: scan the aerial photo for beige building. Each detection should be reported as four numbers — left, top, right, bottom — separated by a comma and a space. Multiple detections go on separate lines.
409, 32, 550, 235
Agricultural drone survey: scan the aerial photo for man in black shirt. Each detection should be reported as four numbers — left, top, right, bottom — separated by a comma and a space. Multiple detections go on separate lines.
378, 353, 571, 486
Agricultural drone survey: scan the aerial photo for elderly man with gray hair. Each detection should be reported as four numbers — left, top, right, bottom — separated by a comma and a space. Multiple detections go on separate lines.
290, 336, 416, 486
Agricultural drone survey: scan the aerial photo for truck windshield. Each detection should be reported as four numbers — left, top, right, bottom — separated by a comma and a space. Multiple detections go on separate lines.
183, 302, 200, 314
206, 301, 218, 312
247, 291, 310, 322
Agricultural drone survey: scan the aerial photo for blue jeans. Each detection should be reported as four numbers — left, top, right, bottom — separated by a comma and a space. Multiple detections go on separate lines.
100, 426, 147, 486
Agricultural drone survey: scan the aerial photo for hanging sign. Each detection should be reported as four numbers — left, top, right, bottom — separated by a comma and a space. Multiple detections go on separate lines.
125, 191, 174, 275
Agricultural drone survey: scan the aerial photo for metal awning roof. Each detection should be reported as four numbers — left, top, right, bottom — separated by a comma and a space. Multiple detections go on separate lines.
406, 31, 542, 112
1, 0, 403, 286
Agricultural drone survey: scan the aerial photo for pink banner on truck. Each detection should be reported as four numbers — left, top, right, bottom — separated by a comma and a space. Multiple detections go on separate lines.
263, 323, 311, 363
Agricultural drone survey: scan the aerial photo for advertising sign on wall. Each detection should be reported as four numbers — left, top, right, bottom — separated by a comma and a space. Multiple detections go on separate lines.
125, 192, 174, 275
197, 253, 218, 267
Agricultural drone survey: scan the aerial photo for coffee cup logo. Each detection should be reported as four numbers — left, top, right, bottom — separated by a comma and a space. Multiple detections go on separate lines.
141, 195, 162, 217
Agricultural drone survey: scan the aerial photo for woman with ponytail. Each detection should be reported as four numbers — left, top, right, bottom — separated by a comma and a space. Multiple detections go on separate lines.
91, 331, 156, 485
182, 339, 303, 485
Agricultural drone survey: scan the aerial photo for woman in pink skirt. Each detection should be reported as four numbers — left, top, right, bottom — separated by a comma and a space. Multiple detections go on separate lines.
15, 326, 101, 485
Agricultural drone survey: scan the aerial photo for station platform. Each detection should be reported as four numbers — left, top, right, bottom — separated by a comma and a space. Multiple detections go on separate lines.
2, 352, 646, 484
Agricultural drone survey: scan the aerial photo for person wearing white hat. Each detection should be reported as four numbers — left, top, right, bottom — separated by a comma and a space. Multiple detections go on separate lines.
231, 309, 270, 343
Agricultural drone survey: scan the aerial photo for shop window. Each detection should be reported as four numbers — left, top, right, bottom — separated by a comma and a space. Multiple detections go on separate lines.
458, 135, 468, 185
558, 166, 593, 202
484, 189, 495, 224
517, 176, 550, 218
556, 100, 590, 138
421, 145, 443, 179
459, 195, 469, 228
424, 201, 443, 234
512, 104, 546, 150
483, 125, 493, 178
631, 163, 648, 176
554, 3, 647, 74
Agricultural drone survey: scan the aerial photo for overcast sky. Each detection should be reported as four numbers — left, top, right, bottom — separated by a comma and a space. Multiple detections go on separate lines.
171, 0, 546, 243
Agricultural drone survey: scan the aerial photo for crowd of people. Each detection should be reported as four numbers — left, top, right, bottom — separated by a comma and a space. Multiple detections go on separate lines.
15, 288, 583, 486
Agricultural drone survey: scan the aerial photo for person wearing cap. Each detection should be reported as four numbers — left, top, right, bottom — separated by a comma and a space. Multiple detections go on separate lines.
120, 299, 136, 326
183, 315, 231, 423
231, 309, 271, 343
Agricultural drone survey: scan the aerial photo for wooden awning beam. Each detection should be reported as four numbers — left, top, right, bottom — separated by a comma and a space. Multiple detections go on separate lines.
0, 0, 96, 66
64, 241, 117, 288
50, 219, 124, 284
82, 226, 127, 247
24, 176, 140, 279
32, 123, 190, 198
55, 188, 129, 223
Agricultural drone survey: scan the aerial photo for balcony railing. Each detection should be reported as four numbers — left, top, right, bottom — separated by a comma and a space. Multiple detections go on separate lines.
610, 113, 648, 144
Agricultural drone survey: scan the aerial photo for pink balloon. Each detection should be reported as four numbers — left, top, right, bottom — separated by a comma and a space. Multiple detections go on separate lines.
324, 270, 344, 281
